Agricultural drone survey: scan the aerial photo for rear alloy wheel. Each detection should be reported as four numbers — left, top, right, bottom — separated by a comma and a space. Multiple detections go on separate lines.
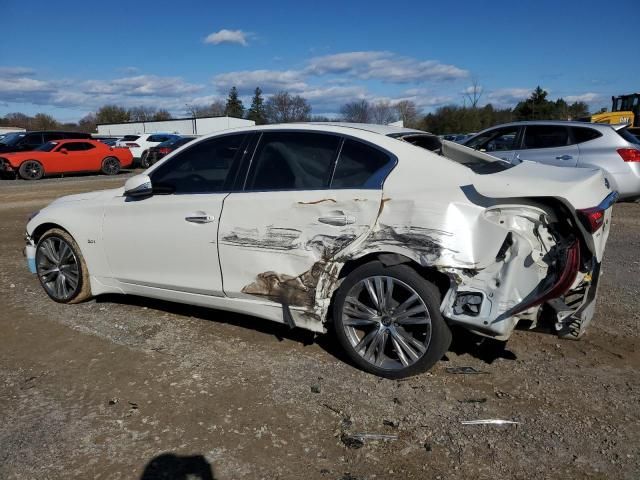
333, 262, 452, 378
36, 229, 91, 304
140, 151, 150, 168
101, 156, 121, 175
19, 160, 44, 180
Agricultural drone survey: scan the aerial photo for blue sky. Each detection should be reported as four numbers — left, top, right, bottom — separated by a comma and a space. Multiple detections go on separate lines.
1, 0, 638, 121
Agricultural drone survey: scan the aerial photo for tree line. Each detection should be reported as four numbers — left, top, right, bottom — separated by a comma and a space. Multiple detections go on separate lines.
0, 86, 591, 135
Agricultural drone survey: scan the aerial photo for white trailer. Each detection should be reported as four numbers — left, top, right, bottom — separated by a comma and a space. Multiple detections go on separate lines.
96, 116, 254, 136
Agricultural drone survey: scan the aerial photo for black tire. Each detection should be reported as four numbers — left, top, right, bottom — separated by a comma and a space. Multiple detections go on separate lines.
19, 160, 44, 180
333, 261, 452, 379
101, 156, 121, 175
140, 151, 150, 168
36, 228, 92, 304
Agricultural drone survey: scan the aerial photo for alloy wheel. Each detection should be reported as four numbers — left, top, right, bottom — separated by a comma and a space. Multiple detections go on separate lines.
341, 276, 432, 370
103, 157, 120, 175
22, 161, 42, 179
36, 236, 81, 301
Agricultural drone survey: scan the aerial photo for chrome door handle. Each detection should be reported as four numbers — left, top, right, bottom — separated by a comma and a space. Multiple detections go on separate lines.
318, 214, 356, 226
555, 155, 573, 160
185, 214, 214, 224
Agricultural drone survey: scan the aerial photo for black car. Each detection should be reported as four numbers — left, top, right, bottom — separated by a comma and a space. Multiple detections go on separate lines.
146, 136, 195, 166
0, 131, 92, 154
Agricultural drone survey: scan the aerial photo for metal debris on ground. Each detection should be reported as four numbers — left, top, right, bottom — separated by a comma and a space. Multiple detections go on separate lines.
446, 366, 490, 374
458, 398, 488, 404
461, 419, 520, 425
341, 433, 398, 449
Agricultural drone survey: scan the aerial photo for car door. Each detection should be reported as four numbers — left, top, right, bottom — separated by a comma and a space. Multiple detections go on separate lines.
464, 126, 521, 163
54, 141, 93, 172
516, 125, 578, 167
101, 133, 249, 295
218, 131, 389, 318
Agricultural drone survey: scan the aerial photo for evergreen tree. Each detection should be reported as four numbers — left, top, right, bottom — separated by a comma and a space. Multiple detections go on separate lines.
246, 87, 267, 124
224, 86, 245, 118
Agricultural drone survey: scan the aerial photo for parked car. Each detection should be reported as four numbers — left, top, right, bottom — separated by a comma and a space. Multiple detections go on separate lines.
0, 139, 133, 180
116, 133, 181, 167
94, 137, 122, 146
0, 131, 92, 154
24, 123, 615, 378
464, 121, 640, 201
146, 136, 196, 166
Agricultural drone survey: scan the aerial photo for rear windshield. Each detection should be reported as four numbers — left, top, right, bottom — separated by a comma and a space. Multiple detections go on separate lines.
440, 141, 515, 174
122, 135, 140, 141
617, 128, 640, 145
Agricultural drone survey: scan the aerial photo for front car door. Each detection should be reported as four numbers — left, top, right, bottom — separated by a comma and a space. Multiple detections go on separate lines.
54, 141, 97, 172
101, 133, 249, 296
218, 131, 391, 329
465, 126, 521, 163
516, 125, 579, 167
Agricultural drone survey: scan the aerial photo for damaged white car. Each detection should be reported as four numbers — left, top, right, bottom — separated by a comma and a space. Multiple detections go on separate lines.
25, 123, 617, 378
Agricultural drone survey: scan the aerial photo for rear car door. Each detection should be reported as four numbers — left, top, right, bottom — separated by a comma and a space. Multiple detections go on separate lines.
464, 126, 521, 163
516, 125, 578, 167
102, 133, 249, 295
218, 131, 390, 319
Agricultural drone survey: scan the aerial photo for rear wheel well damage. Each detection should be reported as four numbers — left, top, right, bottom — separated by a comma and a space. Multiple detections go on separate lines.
325, 252, 451, 324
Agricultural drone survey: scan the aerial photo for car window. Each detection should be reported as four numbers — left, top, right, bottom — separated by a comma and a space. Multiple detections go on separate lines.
148, 134, 174, 143
331, 139, 394, 189
571, 127, 602, 144
465, 127, 519, 152
523, 125, 569, 149
616, 127, 640, 145
122, 135, 140, 142
61, 142, 95, 151
151, 134, 247, 194
246, 132, 340, 191
21, 133, 44, 146
63, 132, 91, 139
36, 141, 58, 152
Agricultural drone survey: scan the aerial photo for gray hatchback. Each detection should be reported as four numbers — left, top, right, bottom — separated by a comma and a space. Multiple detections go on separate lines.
464, 121, 640, 201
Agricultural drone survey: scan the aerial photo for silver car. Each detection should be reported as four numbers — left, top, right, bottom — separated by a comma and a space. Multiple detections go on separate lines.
464, 121, 640, 201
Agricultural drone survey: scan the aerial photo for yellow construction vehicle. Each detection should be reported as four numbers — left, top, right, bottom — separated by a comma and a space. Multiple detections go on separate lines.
591, 93, 640, 135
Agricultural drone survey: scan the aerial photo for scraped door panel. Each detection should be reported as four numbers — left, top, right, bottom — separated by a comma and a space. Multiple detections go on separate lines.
218, 190, 382, 308
102, 194, 226, 295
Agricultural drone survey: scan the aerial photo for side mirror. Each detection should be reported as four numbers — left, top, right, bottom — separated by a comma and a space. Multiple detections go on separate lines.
124, 174, 153, 197
59, 148, 68, 154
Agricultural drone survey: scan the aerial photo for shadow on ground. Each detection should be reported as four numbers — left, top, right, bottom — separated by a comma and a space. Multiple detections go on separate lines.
140, 453, 216, 480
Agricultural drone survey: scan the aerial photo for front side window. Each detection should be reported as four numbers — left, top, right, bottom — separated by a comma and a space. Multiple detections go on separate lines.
36, 141, 58, 152
246, 132, 340, 191
60, 142, 94, 152
331, 139, 393, 189
465, 127, 519, 152
523, 125, 569, 149
151, 134, 246, 194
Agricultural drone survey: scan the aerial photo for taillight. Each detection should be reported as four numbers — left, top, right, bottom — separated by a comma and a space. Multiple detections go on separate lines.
126, 142, 140, 148
158, 147, 171, 155
617, 148, 640, 162
577, 207, 605, 233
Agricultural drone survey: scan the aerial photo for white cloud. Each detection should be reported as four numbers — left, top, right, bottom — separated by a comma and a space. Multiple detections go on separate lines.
213, 70, 307, 94
484, 88, 531, 107
305, 51, 468, 83
204, 29, 250, 46
0, 66, 36, 77
564, 92, 603, 104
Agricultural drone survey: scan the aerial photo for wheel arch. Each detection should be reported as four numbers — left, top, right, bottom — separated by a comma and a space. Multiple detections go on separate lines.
31, 222, 73, 244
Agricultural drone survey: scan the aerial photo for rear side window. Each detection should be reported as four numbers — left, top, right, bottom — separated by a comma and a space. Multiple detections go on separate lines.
571, 127, 602, 144
331, 139, 393, 189
151, 134, 246, 194
465, 127, 519, 152
246, 132, 340, 191
523, 125, 569, 149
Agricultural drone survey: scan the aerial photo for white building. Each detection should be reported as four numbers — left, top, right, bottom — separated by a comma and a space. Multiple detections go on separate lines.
0, 126, 26, 135
96, 116, 255, 136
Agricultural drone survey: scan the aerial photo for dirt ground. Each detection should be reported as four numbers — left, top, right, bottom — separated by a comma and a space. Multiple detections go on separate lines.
0, 173, 638, 480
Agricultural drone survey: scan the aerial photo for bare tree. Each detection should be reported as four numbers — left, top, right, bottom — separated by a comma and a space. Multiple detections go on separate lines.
371, 100, 397, 125
78, 113, 97, 132
265, 92, 312, 123
395, 100, 419, 128
153, 109, 172, 121
128, 106, 158, 122
185, 100, 226, 118
340, 100, 371, 123
32, 113, 59, 130
464, 76, 483, 109
96, 105, 130, 124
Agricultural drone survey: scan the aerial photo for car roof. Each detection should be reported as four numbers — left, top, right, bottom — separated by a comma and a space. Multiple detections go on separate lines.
482, 120, 623, 130
306, 122, 428, 136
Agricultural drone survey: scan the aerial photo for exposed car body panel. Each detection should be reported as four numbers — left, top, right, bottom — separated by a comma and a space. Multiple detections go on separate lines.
25, 123, 615, 343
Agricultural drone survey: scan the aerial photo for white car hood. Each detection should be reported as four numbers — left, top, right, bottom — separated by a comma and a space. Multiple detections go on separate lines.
470, 161, 610, 210
49, 187, 124, 206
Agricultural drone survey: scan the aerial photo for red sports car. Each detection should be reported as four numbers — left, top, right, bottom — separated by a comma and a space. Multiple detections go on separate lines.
0, 139, 133, 180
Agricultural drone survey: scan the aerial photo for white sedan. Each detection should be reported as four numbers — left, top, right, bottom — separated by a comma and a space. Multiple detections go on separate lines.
25, 123, 617, 378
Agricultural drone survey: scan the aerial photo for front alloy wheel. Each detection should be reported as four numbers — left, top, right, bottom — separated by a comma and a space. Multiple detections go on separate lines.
36, 229, 91, 303
333, 262, 451, 378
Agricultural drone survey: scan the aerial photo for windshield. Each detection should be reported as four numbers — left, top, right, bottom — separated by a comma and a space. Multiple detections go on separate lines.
0, 132, 26, 145
36, 141, 58, 152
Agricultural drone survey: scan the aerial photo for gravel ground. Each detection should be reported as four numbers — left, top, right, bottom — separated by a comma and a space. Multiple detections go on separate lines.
0, 174, 638, 480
